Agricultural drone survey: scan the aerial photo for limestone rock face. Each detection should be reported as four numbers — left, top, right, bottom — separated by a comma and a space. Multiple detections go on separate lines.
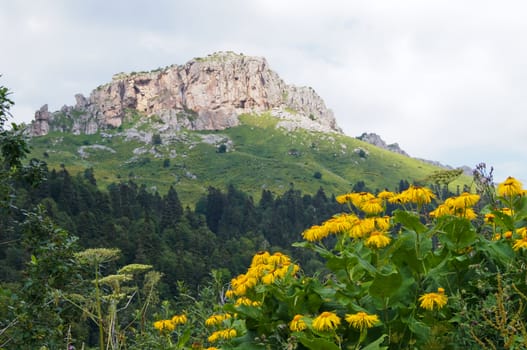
31, 52, 342, 136
357, 132, 410, 157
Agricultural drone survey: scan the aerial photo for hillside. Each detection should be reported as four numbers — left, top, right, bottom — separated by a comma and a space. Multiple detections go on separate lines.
27, 112, 467, 204
27, 52, 469, 203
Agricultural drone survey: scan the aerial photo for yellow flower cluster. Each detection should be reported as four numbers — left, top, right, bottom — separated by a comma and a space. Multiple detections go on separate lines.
208, 328, 237, 343
205, 313, 232, 327
153, 313, 187, 333
513, 227, 527, 251
228, 251, 299, 296
429, 192, 480, 220
389, 185, 435, 206
419, 288, 448, 311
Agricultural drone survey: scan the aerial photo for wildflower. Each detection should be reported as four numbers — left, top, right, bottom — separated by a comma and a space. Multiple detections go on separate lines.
452, 192, 480, 208
250, 251, 270, 267
365, 231, 391, 249
377, 190, 395, 201
324, 214, 354, 234
513, 237, 527, 251
225, 289, 235, 299
500, 208, 513, 216
349, 192, 375, 208
429, 204, 452, 219
312, 311, 341, 332
484, 213, 495, 224
336, 193, 354, 204
456, 207, 477, 220
517, 227, 527, 238
231, 273, 257, 296
208, 328, 237, 343
153, 319, 175, 332
498, 176, 523, 197
172, 314, 187, 325
205, 313, 231, 327
389, 193, 410, 205
345, 312, 380, 330
359, 198, 384, 215
289, 314, 307, 332
419, 288, 448, 311
375, 216, 391, 231
401, 185, 436, 205
504, 231, 513, 239
235, 297, 261, 307
302, 225, 329, 242
492, 233, 502, 241
349, 218, 375, 239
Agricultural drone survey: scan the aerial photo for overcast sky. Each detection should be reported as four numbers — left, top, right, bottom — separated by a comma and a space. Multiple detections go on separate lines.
1, 0, 526, 183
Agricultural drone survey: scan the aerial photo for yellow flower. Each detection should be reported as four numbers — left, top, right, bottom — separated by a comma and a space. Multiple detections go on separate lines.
456, 207, 477, 220
302, 225, 329, 242
359, 198, 384, 215
375, 216, 391, 231
336, 193, 354, 204
349, 218, 375, 239
419, 288, 448, 311
401, 185, 436, 205
153, 319, 175, 332
500, 208, 513, 216
171, 314, 187, 325
231, 273, 257, 296
324, 214, 355, 234
517, 227, 527, 238
429, 204, 452, 219
345, 312, 380, 330
513, 237, 527, 251
484, 213, 495, 224
250, 251, 270, 267
208, 328, 237, 343
452, 192, 480, 208
349, 192, 376, 208
504, 231, 513, 239
289, 314, 307, 332
312, 311, 341, 332
205, 313, 231, 327
365, 231, 391, 249
492, 233, 502, 241
225, 289, 235, 299
235, 297, 261, 307
377, 190, 395, 201
498, 176, 523, 197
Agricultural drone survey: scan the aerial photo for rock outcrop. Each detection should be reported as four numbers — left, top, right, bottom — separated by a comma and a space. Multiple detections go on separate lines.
30, 52, 341, 136
356, 132, 409, 157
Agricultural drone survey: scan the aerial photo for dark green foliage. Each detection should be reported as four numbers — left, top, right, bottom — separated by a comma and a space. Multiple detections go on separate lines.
152, 133, 162, 145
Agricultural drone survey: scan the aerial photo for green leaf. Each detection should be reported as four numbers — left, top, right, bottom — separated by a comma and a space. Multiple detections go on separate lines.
369, 271, 403, 299
297, 334, 341, 350
439, 216, 478, 251
362, 334, 388, 350
393, 210, 427, 234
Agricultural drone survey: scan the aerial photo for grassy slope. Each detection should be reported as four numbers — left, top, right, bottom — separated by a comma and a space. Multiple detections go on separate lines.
28, 114, 470, 204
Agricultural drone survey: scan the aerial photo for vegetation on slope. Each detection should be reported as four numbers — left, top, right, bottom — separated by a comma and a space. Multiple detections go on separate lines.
27, 112, 469, 205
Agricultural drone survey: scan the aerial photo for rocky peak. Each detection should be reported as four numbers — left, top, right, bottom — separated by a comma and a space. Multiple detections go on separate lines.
357, 132, 409, 156
30, 52, 341, 136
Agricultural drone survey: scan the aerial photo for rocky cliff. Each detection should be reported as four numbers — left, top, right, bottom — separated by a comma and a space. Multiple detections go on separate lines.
31, 52, 341, 136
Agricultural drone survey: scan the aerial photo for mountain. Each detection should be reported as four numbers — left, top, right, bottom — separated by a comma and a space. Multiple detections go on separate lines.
27, 52, 468, 203
31, 51, 340, 137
